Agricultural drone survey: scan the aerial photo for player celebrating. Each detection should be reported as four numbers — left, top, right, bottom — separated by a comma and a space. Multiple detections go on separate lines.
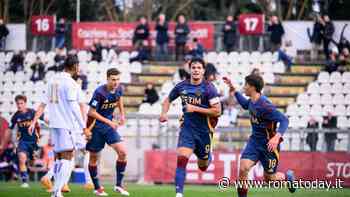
29, 55, 86, 197
222, 74, 296, 197
159, 58, 221, 197
85, 68, 129, 196
10, 95, 40, 188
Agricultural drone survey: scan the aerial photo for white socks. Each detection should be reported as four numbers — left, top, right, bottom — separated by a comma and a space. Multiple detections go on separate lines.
53, 159, 73, 195
84, 152, 92, 184
45, 161, 55, 179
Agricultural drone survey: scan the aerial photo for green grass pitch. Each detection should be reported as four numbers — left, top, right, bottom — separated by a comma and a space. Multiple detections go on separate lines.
0, 182, 349, 197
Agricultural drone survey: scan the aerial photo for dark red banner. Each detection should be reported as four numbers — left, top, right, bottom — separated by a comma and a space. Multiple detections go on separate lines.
71, 22, 214, 50
31, 15, 55, 36
144, 150, 350, 186
238, 14, 265, 35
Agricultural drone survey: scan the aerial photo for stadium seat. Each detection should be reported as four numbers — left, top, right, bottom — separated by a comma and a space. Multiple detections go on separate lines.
309, 93, 321, 105
346, 106, 350, 116
306, 82, 319, 94
310, 104, 323, 116
317, 72, 330, 83
332, 94, 345, 105
329, 72, 342, 83
319, 83, 332, 94
286, 104, 298, 116
130, 61, 142, 74
345, 94, 350, 105
298, 105, 310, 116
288, 116, 300, 129
296, 93, 309, 105
334, 105, 346, 116
337, 116, 349, 129
320, 94, 333, 105
342, 72, 350, 83
262, 72, 275, 84
272, 62, 285, 73
331, 83, 343, 94
138, 103, 152, 114
343, 83, 350, 94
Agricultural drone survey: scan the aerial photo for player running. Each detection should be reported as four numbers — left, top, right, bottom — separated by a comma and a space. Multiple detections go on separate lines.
222, 74, 296, 197
159, 58, 221, 197
10, 95, 40, 188
85, 68, 129, 196
29, 55, 86, 197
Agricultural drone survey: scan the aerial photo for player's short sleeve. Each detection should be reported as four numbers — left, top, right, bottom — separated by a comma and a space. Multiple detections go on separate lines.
89, 91, 102, 109
207, 83, 220, 106
67, 81, 79, 102
168, 84, 181, 102
117, 86, 124, 97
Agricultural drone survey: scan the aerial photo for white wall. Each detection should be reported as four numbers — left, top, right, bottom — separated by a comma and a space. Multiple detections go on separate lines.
5, 24, 26, 51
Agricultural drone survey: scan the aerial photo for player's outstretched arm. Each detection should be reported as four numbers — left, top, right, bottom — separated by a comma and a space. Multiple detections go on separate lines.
29, 103, 46, 134
69, 100, 86, 129
223, 77, 249, 109
159, 97, 171, 122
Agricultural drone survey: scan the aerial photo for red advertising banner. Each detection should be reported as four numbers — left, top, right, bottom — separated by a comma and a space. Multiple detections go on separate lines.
144, 150, 350, 186
238, 14, 265, 35
31, 15, 55, 36
71, 22, 214, 50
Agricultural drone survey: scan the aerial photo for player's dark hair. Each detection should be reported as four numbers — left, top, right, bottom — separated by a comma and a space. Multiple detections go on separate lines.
64, 55, 79, 70
245, 74, 264, 93
15, 94, 27, 103
189, 58, 206, 70
107, 68, 121, 78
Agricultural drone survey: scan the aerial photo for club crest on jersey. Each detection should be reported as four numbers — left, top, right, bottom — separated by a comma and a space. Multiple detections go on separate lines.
181, 90, 187, 95
104, 99, 109, 103
195, 89, 202, 97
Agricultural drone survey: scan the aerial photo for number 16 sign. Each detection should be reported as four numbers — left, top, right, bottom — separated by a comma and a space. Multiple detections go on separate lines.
238, 14, 264, 35
31, 15, 55, 36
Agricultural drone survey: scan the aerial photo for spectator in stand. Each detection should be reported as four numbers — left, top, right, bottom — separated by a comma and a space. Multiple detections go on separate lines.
322, 112, 337, 152
0, 115, 11, 156
338, 37, 350, 53
222, 15, 236, 52
90, 40, 102, 62
186, 38, 204, 59
8, 50, 24, 73
320, 15, 335, 60
278, 40, 294, 72
133, 16, 150, 49
73, 71, 88, 91
307, 15, 323, 60
325, 47, 339, 73
142, 83, 159, 105
175, 14, 190, 61
267, 15, 285, 52
130, 40, 151, 63
155, 13, 169, 61
48, 47, 66, 72
178, 57, 191, 80
30, 57, 46, 82
55, 18, 66, 49
0, 18, 9, 51
306, 117, 319, 151
338, 48, 350, 72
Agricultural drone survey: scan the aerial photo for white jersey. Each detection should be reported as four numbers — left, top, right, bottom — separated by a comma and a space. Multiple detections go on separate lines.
43, 72, 85, 130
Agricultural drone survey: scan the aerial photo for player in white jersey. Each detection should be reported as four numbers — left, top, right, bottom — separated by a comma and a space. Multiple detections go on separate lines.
40, 84, 93, 192
29, 55, 86, 197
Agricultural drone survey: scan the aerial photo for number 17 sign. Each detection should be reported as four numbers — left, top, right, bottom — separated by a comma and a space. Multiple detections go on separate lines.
31, 15, 55, 36
238, 14, 264, 35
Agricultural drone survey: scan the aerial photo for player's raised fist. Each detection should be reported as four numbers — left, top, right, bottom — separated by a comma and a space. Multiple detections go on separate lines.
222, 77, 236, 92
83, 128, 92, 141
118, 115, 126, 126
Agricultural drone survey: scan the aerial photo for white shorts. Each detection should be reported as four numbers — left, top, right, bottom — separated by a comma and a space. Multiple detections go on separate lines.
51, 128, 76, 153
75, 131, 86, 150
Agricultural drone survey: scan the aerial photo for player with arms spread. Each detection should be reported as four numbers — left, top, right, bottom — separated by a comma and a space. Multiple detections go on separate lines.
159, 58, 221, 197
223, 74, 296, 197
85, 68, 129, 196
29, 55, 86, 197
10, 95, 41, 188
